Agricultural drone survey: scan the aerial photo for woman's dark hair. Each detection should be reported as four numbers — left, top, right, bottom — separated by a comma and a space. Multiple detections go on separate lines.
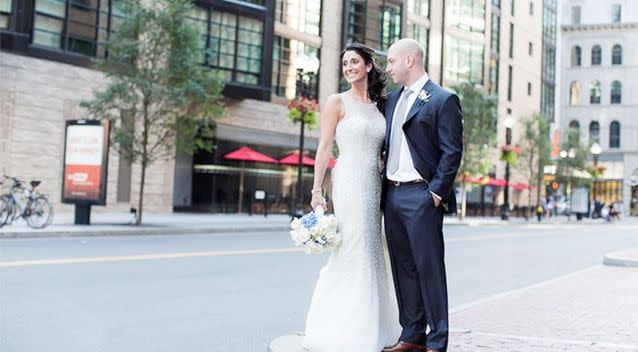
340, 43, 386, 112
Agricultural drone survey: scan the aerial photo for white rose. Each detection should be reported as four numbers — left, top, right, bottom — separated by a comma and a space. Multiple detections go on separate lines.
291, 228, 311, 244
290, 218, 302, 230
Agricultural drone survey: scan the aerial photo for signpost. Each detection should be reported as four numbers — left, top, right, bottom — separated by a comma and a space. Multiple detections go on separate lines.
61, 120, 110, 224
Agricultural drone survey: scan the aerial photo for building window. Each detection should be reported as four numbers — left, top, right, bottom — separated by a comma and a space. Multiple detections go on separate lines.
448, 0, 487, 33
507, 65, 513, 101
493, 0, 500, 8
445, 36, 485, 84
189, 7, 265, 85
275, 0, 321, 36
379, 4, 401, 51
612, 44, 622, 65
508, 22, 514, 58
609, 121, 620, 148
569, 81, 581, 105
529, 1, 533, 15
0, 0, 11, 29
568, 120, 580, 145
527, 82, 532, 96
610, 81, 622, 104
32, 0, 114, 57
528, 42, 533, 55
490, 12, 500, 52
407, 22, 429, 67
346, 0, 366, 44
408, 0, 430, 18
590, 81, 601, 104
571, 6, 580, 25
571, 45, 581, 66
272, 36, 319, 99
489, 58, 499, 95
589, 121, 600, 145
510, 0, 515, 16
611, 4, 621, 23
591, 45, 602, 65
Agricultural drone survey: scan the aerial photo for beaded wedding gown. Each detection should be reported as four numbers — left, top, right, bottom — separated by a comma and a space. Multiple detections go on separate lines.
302, 93, 401, 351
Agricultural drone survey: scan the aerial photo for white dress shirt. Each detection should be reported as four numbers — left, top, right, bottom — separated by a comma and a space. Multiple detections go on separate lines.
387, 73, 442, 201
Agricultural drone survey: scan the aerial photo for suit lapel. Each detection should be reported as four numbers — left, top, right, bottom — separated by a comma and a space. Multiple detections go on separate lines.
404, 79, 436, 126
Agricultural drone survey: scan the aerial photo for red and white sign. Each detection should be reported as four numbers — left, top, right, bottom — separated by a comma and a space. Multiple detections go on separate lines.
63, 124, 106, 201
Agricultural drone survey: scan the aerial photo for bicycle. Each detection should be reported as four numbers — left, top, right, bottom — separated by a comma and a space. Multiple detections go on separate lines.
0, 175, 54, 229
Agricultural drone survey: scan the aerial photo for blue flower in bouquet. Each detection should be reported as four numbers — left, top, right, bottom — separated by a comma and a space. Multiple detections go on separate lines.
301, 212, 318, 230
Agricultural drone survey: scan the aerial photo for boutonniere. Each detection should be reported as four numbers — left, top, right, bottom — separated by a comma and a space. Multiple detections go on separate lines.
417, 90, 431, 104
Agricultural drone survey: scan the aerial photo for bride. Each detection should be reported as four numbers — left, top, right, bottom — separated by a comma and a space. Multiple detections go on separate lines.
303, 43, 401, 351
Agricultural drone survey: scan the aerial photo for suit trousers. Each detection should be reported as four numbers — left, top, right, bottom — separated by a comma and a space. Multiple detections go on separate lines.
384, 182, 449, 352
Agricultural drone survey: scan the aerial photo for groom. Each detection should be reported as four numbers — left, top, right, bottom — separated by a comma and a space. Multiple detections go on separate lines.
381, 39, 463, 352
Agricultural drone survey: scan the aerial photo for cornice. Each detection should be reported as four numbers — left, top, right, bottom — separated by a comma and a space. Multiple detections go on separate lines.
562, 22, 638, 32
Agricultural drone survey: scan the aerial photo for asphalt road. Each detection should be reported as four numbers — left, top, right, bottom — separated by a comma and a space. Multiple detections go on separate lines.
1, 222, 637, 352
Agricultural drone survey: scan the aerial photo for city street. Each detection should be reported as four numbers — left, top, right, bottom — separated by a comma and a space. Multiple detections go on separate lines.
1, 222, 637, 352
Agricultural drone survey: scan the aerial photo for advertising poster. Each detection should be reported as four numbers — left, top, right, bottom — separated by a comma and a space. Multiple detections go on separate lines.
62, 120, 109, 205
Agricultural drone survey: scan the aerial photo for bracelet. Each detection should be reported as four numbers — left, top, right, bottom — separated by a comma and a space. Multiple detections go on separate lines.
311, 188, 323, 195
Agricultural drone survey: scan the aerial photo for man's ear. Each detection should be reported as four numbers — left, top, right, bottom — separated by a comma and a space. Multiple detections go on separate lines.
406, 55, 414, 68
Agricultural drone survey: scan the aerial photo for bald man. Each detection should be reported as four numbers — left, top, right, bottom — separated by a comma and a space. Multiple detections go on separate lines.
381, 38, 463, 352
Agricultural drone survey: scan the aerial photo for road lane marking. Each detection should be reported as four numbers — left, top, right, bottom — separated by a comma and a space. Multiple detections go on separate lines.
0, 247, 305, 268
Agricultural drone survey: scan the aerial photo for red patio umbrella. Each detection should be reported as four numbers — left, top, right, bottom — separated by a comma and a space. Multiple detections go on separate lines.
278, 150, 315, 167
224, 146, 278, 213
487, 178, 507, 187
512, 182, 532, 191
328, 158, 337, 170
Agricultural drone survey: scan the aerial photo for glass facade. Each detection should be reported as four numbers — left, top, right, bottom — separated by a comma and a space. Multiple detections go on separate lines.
612, 45, 622, 65
445, 36, 484, 84
589, 121, 600, 144
275, 0, 321, 36
611, 81, 621, 104
610, 121, 620, 148
611, 4, 621, 23
448, 0, 486, 33
346, 0, 366, 44
591, 45, 601, 65
31, 0, 120, 57
407, 23, 429, 66
408, 0, 430, 18
379, 4, 401, 51
590, 81, 601, 104
0, 0, 11, 29
272, 36, 319, 98
187, 6, 264, 85
540, 0, 556, 121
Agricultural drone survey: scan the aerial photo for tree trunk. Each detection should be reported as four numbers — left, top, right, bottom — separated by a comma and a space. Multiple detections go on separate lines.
137, 162, 146, 225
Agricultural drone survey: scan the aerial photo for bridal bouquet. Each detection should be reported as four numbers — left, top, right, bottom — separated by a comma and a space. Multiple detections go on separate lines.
290, 207, 341, 254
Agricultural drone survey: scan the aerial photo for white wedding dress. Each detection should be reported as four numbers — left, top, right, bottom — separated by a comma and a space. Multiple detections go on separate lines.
302, 93, 401, 351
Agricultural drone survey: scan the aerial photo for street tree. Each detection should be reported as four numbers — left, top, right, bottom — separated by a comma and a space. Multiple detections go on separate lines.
81, 0, 225, 224
517, 113, 552, 218
452, 83, 498, 220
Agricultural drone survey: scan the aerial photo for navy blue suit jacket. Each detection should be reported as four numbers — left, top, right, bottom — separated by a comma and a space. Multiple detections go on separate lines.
382, 79, 463, 214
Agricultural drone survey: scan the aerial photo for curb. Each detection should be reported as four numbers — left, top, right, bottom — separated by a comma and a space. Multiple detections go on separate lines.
603, 249, 638, 268
0, 225, 291, 239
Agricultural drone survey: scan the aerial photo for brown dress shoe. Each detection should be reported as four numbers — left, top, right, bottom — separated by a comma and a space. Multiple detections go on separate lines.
426, 349, 440, 352
383, 342, 400, 350
382, 341, 428, 352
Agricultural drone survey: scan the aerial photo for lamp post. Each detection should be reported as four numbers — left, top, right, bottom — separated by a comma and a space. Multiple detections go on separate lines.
501, 113, 514, 220
292, 52, 319, 216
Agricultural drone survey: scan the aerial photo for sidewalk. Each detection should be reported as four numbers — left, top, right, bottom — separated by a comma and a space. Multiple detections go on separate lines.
1, 210, 636, 238
269, 249, 638, 352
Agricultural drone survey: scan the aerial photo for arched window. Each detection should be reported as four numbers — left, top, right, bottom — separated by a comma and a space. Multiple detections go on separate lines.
590, 81, 601, 104
569, 81, 581, 105
609, 121, 620, 148
611, 81, 622, 104
571, 46, 581, 66
591, 45, 602, 65
589, 121, 600, 144
612, 44, 622, 65
568, 120, 580, 145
